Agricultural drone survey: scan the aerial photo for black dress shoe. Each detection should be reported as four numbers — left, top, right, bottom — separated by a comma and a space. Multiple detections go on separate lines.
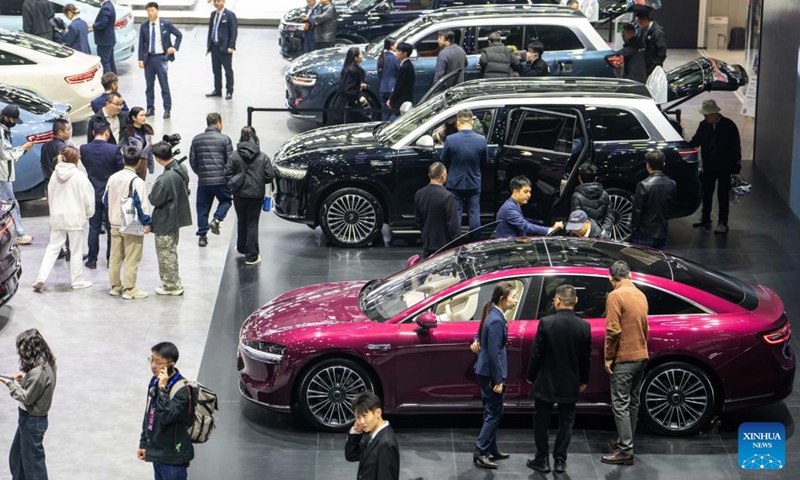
85, 260, 97, 270
607, 439, 618, 451
473, 454, 498, 469
225, 92, 233, 100
163, 110, 171, 119
145, 108, 155, 117
489, 450, 510, 461
601, 451, 634, 465
206, 90, 222, 97
526, 457, 551, 473
554, 457, 567, 473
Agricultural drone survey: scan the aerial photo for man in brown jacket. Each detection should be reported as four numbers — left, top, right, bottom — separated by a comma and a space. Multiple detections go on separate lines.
602, 260, 649, 465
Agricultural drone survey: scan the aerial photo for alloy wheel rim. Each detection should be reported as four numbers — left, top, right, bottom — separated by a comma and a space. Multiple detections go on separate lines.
306, 365, 369, 427
326, 194, 377, 245
608, 194, 634, 242
644, 368, 709, 432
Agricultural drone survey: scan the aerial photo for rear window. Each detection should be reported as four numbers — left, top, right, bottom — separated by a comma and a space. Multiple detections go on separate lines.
666, 256, 759, 310
547, 240, 673, 279
0, 86, 52, 115
588, 107, 649, 141
526, 25, 584, 51
0, 31, 73, 58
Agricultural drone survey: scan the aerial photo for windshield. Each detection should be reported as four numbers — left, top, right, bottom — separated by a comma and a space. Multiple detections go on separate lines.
362, 250, 466, 322
375, 93, 448, 145
366, 15, 430, 56
0, 30, 73, 58
349, 0, 378, 12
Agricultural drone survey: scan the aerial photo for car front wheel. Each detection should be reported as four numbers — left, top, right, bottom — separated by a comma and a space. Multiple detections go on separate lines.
606, 188, 634, 242
298, 358, 375, 432
320, 188, 383, 248
640, 361, 716, 436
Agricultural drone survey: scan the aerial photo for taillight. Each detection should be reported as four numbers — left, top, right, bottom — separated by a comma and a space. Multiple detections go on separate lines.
26, 132, 53, 144
65, 64, 100, 84
679, 148, 698, 163
760, 320, 792, 345
114, 13, 131, 29
605, 54, 624, 68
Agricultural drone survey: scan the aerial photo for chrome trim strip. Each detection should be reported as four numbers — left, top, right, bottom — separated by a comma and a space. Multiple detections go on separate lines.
398, 401, 612, 409
238, 379, 292, 411
724, 393, 775, 404
367, 344, 392, 351
240, 343, 284, 365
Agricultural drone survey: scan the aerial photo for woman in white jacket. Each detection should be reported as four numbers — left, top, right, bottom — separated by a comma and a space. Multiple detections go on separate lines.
33, 146, 95, 291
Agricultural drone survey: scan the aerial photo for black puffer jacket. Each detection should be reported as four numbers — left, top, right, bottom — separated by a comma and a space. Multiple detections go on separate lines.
189, 126, 233, 187
224, 141, 275, 199
571, 182, 612, 229
479, 42, 519, 78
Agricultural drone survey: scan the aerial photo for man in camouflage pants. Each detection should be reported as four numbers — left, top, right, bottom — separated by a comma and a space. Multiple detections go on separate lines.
149, 141, 192, 295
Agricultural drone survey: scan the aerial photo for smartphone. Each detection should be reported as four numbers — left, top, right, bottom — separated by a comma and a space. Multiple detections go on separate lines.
167, 365, 175, 376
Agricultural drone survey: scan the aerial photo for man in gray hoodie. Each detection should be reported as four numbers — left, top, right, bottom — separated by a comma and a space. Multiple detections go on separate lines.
149, 141, 192, 295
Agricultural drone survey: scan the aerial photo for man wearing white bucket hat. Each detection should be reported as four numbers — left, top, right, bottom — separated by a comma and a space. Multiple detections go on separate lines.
688, 99, 741, 234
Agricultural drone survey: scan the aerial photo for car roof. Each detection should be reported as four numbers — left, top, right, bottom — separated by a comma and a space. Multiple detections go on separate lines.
429, 4, 585, 21
440, 77, 654, 106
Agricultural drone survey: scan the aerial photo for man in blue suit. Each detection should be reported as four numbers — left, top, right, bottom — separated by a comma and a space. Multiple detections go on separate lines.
496, 176, 562, 238
206, 0, 238, 100
139, 2, 183, 119
93, 0, 117, 73
80, 123, 123, 269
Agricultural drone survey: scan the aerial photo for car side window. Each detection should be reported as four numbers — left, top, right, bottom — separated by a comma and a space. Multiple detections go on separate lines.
635, 283, 705, 315
526, 25, 585, 52
414, 28, 463, 58
0, 51, 34, 66
588, 107, 650, 142
433, 278, 526, 323
0, 0, 24, 15
510, 109, 577, 152
476, 26, 525, 53
395, 0, 429, 11
538, 275, 611, 319
430, 108, 497, 146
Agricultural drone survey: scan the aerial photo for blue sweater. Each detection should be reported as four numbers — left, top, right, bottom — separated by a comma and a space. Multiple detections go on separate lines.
495, 197, 548, 238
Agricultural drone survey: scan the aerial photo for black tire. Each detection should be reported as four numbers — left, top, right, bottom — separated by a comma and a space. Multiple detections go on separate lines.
297, 358, 376, 432
320, 187, 383, 248
640, 361, 716, 437
605, 188, 635, 242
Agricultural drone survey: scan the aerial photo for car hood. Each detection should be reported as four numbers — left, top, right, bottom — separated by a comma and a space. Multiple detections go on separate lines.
666, 57, 748, 102
245, 281, 370, 339
288, 43, 371, 75
274, 122, 384, 161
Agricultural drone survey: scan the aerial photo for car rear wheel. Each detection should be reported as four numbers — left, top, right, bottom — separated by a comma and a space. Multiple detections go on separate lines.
640, 362, 716, 436
606, 188, 634, 242
298, 358, 375, 432
320, 188, 383, 248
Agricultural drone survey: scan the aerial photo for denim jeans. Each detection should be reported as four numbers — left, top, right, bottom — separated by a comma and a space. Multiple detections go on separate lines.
475, 374, 504, 455
87, 199, 110, 263
533, 400, 576, 461
0, 181, 24, 236
153, 463, 188, 480
195, 184, 232, 237
449, 189, 481, 234
610, 359, 647, 454
10, 409, 48, 480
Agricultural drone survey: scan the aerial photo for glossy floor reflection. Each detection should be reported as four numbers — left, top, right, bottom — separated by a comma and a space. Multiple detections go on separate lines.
192, 156, 799, 479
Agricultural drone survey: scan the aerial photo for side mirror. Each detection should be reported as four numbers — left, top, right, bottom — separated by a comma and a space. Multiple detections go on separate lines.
410, 49, 419, 60
406, 254, 420, 268
399, 101, 413, 114
416, 135, 434, 148
415, 312, 438, 332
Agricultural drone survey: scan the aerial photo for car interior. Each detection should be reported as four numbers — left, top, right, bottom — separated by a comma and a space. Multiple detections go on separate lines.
431, 109, 494, 146
432, 278, 526, 323
401, 271, 462, 309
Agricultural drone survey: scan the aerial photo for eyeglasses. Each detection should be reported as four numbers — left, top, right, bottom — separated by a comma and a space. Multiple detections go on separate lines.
108, 102, 123, 107
148, 356, 169, 367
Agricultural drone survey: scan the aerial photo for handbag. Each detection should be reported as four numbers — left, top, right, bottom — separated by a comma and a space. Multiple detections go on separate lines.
263, 185, 272, 212
227, 160, 246, 193
119, 177, 145, 236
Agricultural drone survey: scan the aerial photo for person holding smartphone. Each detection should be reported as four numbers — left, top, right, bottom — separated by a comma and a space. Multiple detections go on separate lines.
0, 328, 57, 480
138, 342, 194, 480
473, 282, 518, 469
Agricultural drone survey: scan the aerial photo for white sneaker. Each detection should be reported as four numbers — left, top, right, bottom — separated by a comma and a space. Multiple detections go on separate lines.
122, 288, 149, 300
156, 286, 184, 296
109, 285, 123, 296
245, 255, 262, 266
16, 234, 33, 245
71, 281, 93, 290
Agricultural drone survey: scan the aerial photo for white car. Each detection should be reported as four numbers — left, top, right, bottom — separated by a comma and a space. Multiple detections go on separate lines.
0, 29, 102, 122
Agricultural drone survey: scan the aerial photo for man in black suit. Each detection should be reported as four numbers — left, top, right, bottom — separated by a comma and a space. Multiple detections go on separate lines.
345, 392, 400, 480
206, 0, 238, 100
414, 162, 459, 258
526, 284, 592, 474
139, 2, 183, 119
87, 92, 127, 145
387, 42, 415, 117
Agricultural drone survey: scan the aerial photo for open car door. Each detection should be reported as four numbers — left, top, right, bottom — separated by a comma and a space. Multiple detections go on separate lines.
419, 68, 464, 105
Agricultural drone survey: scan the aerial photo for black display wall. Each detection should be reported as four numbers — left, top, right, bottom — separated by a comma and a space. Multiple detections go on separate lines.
653, 0, 701, 49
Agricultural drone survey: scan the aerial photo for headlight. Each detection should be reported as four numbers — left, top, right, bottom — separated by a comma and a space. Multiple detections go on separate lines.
241, 340, 287, 364
275, 163, 308, 180
290, 71, 318, 87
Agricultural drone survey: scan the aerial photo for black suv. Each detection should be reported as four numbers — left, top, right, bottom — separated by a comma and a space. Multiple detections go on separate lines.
271, 60, 746, 248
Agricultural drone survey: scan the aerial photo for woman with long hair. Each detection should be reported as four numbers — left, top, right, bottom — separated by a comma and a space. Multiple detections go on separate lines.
328, 46, 370, 125
473, 282, 518, 469
223, 126, 274, 266
377, 37, 399, 121
0, 329, 57, 479
122, 107, 155, 181
33, 146, 95, 292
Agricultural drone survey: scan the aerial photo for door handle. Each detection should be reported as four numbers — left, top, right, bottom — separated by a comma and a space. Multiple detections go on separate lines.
370, 160, 393, 168
367, 344, 392, 351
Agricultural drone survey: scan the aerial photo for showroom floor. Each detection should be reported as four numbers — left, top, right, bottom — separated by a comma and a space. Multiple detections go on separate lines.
0, 26, 795, 480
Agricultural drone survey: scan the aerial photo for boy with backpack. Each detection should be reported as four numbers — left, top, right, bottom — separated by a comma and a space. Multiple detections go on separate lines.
138, 342, 195, 480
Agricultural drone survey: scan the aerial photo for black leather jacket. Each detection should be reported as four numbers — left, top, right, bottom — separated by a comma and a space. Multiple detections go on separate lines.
571, 182, 612, 230
633, 172, 676, 239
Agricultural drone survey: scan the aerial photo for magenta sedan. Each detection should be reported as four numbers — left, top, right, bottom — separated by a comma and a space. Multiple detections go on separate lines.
238, 238, 795, 436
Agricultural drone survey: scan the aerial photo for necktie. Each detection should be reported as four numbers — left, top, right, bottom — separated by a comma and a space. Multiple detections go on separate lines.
150, 23, 156, 54
213, 12, 221, 43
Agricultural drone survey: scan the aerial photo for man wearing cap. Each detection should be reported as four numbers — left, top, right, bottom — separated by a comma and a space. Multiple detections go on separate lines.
565, 210, 610, 239
0, 105, 34, 244
688, 99, 741, 234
